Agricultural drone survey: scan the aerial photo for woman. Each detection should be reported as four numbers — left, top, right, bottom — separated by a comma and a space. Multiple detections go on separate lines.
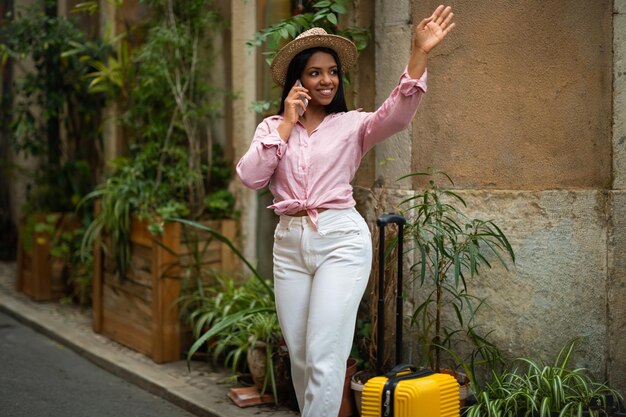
237, 5, 455, 416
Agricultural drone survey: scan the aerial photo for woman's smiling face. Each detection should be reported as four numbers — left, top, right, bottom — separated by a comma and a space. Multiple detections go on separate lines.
299, 51, 339, 108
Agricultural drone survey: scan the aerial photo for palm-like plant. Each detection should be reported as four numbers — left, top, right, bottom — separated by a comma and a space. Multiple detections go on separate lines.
181, 274, 282, 402
400, 170, 515, 373
173, 218, 283, 402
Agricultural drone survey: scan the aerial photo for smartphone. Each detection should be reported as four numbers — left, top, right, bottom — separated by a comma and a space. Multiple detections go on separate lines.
295, 79, 308, 116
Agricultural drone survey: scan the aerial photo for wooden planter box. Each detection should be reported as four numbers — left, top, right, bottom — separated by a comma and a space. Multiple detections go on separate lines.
16, 213, 71, 301
92, 217, 237, 363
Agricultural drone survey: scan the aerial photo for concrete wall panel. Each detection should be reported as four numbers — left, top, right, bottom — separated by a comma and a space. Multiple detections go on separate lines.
456, 190, 609, 375
608, 191, 626, 394
410, 0, 612, 190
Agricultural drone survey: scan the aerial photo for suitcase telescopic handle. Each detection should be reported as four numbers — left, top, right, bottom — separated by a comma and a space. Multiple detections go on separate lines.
384, 363, 417, 377
376, 213, 405, 375
377, 213, 406, 227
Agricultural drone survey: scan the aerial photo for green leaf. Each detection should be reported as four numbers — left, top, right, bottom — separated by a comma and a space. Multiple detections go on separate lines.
331, 3, 347, 14
314, 0, 332, 7
286, 23, 297, 38
326, 12, 338, 25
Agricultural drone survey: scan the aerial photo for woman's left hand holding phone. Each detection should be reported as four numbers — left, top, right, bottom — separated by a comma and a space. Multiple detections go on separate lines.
277, 81, 311, 142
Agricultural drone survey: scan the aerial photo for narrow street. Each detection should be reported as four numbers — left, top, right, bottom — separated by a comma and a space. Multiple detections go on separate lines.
0, 311, 195, 417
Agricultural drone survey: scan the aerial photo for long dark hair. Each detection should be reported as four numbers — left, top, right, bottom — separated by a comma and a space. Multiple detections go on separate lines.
277, 47, 348, 115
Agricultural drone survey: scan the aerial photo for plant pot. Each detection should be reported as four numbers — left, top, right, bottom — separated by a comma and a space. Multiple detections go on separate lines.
92, 216, 237, 363
338, 358, 358, 417
247, 340, 269, 390
17, 213, 76, 301
246, 340, 292, 402
350, 369, 375, 416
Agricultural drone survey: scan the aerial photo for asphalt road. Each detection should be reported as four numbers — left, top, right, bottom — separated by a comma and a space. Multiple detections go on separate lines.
0, 311, 196, 417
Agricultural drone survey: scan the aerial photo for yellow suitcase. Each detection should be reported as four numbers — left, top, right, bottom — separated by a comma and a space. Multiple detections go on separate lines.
361, 365, 460, 416
362, 215, 460, 416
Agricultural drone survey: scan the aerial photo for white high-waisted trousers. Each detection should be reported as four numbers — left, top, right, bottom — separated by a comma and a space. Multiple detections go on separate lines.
273, 208, 372, 417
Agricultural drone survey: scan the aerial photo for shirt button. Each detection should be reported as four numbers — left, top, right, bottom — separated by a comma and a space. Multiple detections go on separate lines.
303, 142, 308, 147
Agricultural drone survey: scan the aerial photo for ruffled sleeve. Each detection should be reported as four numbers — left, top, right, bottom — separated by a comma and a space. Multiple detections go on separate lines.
359, 68, 428, 154
236, 117, 287, 190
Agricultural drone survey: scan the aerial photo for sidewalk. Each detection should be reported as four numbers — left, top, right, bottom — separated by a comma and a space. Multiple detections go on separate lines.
0, 261, 299, 417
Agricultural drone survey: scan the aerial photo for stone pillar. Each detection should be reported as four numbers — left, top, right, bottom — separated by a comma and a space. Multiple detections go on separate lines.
374, 0, 413, 189
8, 0, 39, 224
99, 1, 123, 175
609, 0, 626, 396
57, 0, 66, 15
230, 0, 258, 265
615, 1, 626, 190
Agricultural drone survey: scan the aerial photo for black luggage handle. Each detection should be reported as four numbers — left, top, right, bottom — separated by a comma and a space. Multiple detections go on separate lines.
376, 213, 405, 376
384, 363, 417, 377
384, 364, 435, 379
377, 213, 406, 227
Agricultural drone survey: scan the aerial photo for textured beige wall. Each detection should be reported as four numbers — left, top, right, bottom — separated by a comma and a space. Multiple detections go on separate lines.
365, 0, 623, 396
411, 0, 612, 189
460, 190, 609, 373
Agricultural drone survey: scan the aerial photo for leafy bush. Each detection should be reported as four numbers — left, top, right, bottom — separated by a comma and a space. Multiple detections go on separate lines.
76, 0, 235, 276
465, 339, 623, 417
0, 2, 106, 214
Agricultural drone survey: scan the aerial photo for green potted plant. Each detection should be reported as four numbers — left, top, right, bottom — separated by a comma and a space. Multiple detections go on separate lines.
464, 339, 624, 417
400, 170, 515, 373
187, 282, 290, 405
0, 2, 105, 301
176, 221, 286, 403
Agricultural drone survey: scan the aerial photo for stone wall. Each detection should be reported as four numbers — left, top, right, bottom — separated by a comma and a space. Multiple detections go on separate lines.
610, 0, 626, 396
368, 0, 624, 395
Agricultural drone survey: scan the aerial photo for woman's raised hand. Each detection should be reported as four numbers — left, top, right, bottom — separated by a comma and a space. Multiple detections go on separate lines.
414, 4, 456, 54
276, 81, 312, 142
283, 82, 311, 124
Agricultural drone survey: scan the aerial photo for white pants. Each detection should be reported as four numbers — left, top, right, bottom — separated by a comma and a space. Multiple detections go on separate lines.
273, 208, 372, 417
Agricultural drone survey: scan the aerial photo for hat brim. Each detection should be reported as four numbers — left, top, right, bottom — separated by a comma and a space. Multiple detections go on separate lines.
270, 34, 357, 87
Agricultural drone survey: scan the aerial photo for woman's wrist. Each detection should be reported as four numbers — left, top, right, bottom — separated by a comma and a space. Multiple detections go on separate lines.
407, 48, 428, 79
277, 120, 296, 142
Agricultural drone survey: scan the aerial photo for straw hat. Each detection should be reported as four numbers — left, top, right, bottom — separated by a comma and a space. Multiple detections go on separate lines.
270, 27, 357, 86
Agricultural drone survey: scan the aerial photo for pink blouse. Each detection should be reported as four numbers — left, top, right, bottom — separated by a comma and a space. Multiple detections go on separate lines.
236, 68, 428, 225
